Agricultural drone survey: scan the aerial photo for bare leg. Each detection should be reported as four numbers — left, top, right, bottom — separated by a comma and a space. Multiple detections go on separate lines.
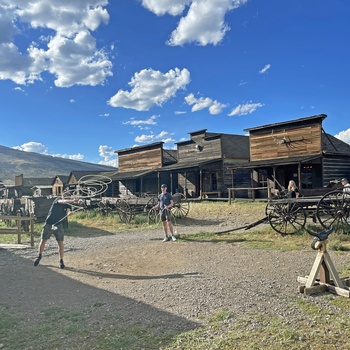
34, 239, 47, 266
38, 239, 47, 255
57, 240, 64, 260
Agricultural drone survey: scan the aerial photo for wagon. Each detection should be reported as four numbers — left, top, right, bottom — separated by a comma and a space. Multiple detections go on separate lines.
101, 193, 190, 224
266, 189, 350, 235
147, 193, 190, 225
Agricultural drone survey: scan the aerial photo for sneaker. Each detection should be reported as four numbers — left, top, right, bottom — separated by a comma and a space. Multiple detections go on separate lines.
60, 260, 65, 269
171, 235, 177, 241
163, 236, 169, 242
34, 257, 41, 267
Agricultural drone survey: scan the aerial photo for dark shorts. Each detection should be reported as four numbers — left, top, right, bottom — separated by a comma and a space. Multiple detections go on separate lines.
160, 209, 171, 222
41, 223, 64, 242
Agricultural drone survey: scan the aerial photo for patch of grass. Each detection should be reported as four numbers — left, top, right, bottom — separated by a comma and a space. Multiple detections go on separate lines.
0, 302, 171, 350
164, 307, 350, 350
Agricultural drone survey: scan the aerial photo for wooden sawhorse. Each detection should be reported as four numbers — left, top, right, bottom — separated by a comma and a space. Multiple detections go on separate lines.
298, 239, 350, 297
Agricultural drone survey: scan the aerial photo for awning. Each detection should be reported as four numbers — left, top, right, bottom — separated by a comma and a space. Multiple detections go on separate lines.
227, 154, 322, 170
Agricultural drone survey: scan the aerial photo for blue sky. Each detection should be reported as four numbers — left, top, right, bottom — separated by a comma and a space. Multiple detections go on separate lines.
1, 0, 349, 168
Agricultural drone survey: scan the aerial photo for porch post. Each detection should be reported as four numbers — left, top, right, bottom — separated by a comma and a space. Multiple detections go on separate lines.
200, 168, 203, 199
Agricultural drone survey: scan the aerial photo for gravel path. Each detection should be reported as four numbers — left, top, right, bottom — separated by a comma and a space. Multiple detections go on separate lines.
2, 216, 350, 337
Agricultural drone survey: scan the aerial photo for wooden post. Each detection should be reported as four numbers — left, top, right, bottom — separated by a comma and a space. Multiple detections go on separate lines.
17, 212, 21, 244
30, 214, 35, 247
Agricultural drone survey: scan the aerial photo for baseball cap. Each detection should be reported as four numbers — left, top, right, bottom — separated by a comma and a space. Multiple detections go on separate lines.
161, 184, 167, 188
341, 178, 348, 182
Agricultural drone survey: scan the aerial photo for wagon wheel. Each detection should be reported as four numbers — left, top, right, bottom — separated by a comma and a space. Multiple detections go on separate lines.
148, 208, 160, 225
316, 190, 350, 235
116, 199, 133, 224
145, 196, 158, 211
268, 202, 306, 235
265, 200, 278, 216
171, 193, 190, 218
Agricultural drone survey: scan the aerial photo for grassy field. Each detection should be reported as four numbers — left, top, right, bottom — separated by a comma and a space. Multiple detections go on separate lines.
1, 201, 350, 349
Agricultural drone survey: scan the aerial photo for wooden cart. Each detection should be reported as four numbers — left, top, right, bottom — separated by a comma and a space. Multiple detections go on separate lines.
266, 189, 350, 235
101, 193, 190, 224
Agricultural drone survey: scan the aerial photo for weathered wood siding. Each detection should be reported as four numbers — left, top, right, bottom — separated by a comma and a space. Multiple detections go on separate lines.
178, 137, 222, 162
322, 156, 350, 185
118, 148, 162, 172
249, 123, 322, 161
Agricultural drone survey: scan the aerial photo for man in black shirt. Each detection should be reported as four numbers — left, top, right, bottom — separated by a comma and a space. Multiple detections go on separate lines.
34, 190, 79, 269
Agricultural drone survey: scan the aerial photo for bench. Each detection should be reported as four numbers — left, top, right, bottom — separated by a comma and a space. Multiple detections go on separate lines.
0, 213, 35, 247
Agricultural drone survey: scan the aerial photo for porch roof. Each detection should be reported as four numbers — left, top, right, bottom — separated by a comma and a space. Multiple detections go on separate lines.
156, 158, 223, 172
110, 169, 155, 180
227, 154, 322, 170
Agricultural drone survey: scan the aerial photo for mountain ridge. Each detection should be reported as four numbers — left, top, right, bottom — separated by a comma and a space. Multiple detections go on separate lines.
0, 144, 117, 185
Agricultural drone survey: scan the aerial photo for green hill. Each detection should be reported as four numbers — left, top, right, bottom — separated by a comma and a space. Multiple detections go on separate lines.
0, 144, 117, 185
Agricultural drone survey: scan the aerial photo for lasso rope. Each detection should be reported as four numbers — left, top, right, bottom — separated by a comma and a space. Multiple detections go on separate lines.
52, 174, 113, 226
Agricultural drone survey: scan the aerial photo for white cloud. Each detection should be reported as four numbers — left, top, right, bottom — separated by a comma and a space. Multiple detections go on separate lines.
52, 153, 84, 161
98, 145, 118, 167
259, 64, 271, 74
335, 129, 350, 144
13, 141, 48, 154
141, 0, 248, 46
0, 1, 112, 86
185, 93, 226, 114
13, 141, 84, 160
134, 134, 155, 143
134, 131, 175, 144
228, 101, 264, 116
108, 68, 190, 111
123, 115, 159, 128
141, 0, 191, 16
174, 110, 187, 115
99, 113, 109, 117
70, 99, 75, 103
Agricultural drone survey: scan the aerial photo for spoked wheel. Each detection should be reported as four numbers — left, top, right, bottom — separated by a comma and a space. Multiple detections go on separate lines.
265, 200, 277, 217
316, 190, 350, 235
268, 202, 306, 235
171, 193, 190, 218
145, 196, 158, 211
148, 208, 160, 225
116, 199, 133, 223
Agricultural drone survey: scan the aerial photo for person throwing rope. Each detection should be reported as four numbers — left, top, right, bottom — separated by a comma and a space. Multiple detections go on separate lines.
34, 190, 79, 269
153, 184, 176, 242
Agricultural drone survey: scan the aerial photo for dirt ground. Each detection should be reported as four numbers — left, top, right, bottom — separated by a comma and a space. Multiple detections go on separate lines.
2, 208, 350, 349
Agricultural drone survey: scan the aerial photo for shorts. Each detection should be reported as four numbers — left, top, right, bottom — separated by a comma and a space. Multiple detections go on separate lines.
160, 209, 171, 222
41, 223, 65, 242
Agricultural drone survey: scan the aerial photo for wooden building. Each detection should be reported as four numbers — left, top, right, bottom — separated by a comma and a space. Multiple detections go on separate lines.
113, 142, 177, 197
229, 114, 350, 197
14, 174, 54, 197
111, 132, 249, 198
156, 130, 250, 198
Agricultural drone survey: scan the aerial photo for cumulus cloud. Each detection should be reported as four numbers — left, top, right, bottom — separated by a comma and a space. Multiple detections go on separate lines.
335, 129, 350, 144
108, 68, 190, 111
141, 0, 248, 46
228, 101, 264, 116
185, 93, 226, 114
123, 115, 159, 129
134, 130, 175, 144
134, 134, 155, 143
0, 1, 112, 86
98, 145, 118, 167
259, 64, 271, 74
13, 141, 84, 160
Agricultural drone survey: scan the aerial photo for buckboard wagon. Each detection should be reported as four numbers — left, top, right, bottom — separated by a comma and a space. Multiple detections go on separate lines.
265, 189, 350, 235
100, 193, 190, 224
